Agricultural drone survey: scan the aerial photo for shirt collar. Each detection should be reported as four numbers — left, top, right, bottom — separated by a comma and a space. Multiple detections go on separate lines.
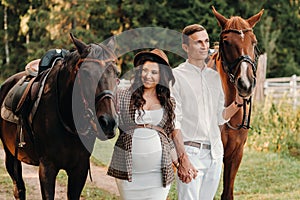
185, 59, 207, 73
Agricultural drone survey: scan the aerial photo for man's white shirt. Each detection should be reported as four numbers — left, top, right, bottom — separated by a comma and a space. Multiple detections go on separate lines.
171, 60, 228, 159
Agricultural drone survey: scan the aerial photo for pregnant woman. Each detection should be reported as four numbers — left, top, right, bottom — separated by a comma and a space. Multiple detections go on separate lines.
108, 49, 177, 200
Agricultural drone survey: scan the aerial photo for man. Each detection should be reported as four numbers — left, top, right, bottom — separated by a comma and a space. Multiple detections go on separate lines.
171, 24, 243, 200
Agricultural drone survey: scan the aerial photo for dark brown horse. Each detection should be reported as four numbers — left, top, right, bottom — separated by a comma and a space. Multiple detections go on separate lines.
208, 7, 264, 200
0, 34, 119, 200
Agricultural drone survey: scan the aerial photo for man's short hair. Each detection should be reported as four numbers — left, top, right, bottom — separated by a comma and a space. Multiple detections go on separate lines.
182, 24, 206, 45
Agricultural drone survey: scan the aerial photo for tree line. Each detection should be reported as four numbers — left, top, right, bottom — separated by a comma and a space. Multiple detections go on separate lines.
0, 0, 299, 80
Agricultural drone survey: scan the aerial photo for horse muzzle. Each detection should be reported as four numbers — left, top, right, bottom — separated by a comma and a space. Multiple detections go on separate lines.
97, 114, 118, 140
236, 76, 256, 98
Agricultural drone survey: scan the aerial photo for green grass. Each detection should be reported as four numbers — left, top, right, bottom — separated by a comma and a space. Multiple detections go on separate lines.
1, 141, 299, 199
53, 135, 120, 199
91, 136, 118, 167
81, 185, 119, 200
214, 147, 300, 200
1, 101, 300, 199
166, 146, 300, 200
79, 140, 300, 200
55, 168, 120, 200
0, 165, 13, 192
0, 143, 12, 193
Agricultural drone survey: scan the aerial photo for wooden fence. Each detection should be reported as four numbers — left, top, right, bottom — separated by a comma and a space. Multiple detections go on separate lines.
254, 53, 300, 108
262, 74, 300, 108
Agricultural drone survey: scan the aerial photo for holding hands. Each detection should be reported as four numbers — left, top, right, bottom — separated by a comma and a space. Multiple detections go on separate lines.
177, 153, 198, 183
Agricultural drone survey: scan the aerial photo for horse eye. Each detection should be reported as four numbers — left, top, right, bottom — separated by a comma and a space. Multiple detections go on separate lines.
223, 40, 231, 46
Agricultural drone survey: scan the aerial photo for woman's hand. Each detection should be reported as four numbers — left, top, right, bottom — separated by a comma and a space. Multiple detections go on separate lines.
177, 153, 198, 183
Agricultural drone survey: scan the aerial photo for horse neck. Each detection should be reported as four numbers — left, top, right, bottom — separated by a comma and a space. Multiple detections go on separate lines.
215, 56, 237, 107
56, 66, 75, 118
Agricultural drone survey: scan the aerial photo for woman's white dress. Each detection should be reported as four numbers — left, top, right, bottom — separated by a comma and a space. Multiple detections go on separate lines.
116, 108, 171, 200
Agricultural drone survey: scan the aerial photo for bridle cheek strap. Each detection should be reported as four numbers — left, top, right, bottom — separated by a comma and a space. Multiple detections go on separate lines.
74, 58, 117, 135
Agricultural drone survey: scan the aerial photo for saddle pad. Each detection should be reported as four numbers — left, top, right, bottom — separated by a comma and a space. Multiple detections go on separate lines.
25, 59, 40, 77
1, 104, 19, 123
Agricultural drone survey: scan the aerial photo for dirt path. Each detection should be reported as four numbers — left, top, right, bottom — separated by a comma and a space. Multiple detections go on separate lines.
0, 148, 119, 199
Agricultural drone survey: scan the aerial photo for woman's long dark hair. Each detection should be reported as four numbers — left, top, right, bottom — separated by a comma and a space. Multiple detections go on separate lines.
130, 56, 175, 135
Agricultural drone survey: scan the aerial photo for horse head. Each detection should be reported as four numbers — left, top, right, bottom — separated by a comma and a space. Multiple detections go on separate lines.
212, 6, 264, 98
70, 34, 119, 140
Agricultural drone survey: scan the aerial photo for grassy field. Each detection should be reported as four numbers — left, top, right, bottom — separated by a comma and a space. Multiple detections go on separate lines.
1, 144, 299, 200
89, 139, 300, 200
215, 147, 300, 200
86, 101, 300, 199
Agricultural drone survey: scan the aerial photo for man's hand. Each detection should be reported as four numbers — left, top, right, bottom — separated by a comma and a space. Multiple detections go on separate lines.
171, 129, 198, 183
177, 153, 198, 183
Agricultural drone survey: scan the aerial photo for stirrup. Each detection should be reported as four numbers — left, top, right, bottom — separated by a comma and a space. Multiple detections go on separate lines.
18, 127, 26, 148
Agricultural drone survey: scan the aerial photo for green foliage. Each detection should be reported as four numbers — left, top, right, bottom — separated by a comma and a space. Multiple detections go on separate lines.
260, 0, 300, 78
248, 99, 300, 158
0, 1, 299, 79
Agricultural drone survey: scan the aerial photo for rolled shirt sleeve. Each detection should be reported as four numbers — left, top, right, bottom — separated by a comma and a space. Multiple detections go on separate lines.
217, 85, 229, 125
171, 80, 182, 130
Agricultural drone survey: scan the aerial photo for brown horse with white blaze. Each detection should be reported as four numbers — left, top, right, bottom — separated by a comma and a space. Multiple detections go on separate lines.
209, 7, 264, 200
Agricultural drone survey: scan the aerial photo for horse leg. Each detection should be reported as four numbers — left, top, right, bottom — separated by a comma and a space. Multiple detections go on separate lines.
66, 159, 89, 200
38, 159, 59, 200
221, 146, 244, 200
3, 146, 26, 200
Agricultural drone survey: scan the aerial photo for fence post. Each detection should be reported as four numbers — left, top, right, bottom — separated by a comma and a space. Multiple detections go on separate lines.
254, 53, 267, 102
291, 74, 297, 109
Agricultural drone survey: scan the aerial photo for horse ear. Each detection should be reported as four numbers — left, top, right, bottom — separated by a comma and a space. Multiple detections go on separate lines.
103, 36, 116, 52
212, 6, 228, 29
69, 33, 88, 55
246, 9, 264, 28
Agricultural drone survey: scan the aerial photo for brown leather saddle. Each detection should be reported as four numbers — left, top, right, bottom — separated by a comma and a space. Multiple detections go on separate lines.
0, 71, 42, 147
3, 49, 67, 118
3, 58, 43, 116
1, 52, 66, 148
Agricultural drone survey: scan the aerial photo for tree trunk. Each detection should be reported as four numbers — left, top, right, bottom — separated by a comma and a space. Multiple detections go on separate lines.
4, 5, 10, 65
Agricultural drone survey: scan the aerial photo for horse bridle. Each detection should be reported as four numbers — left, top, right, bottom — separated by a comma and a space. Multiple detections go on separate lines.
76, 58, 117, 104
74, 58, 118, 135
219, 28, 259, 83
219, 28, 259, 130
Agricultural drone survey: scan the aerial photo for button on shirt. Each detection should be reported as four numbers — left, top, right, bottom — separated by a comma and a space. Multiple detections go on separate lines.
171, 60, 228, 159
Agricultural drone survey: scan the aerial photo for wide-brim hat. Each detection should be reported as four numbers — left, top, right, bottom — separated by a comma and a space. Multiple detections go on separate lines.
133, 49, 170, 67
133, 49, 175, 85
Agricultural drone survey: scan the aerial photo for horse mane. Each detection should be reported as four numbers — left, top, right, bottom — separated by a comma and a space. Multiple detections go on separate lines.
225, 16, 250, 30
63, 48, 81, 69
